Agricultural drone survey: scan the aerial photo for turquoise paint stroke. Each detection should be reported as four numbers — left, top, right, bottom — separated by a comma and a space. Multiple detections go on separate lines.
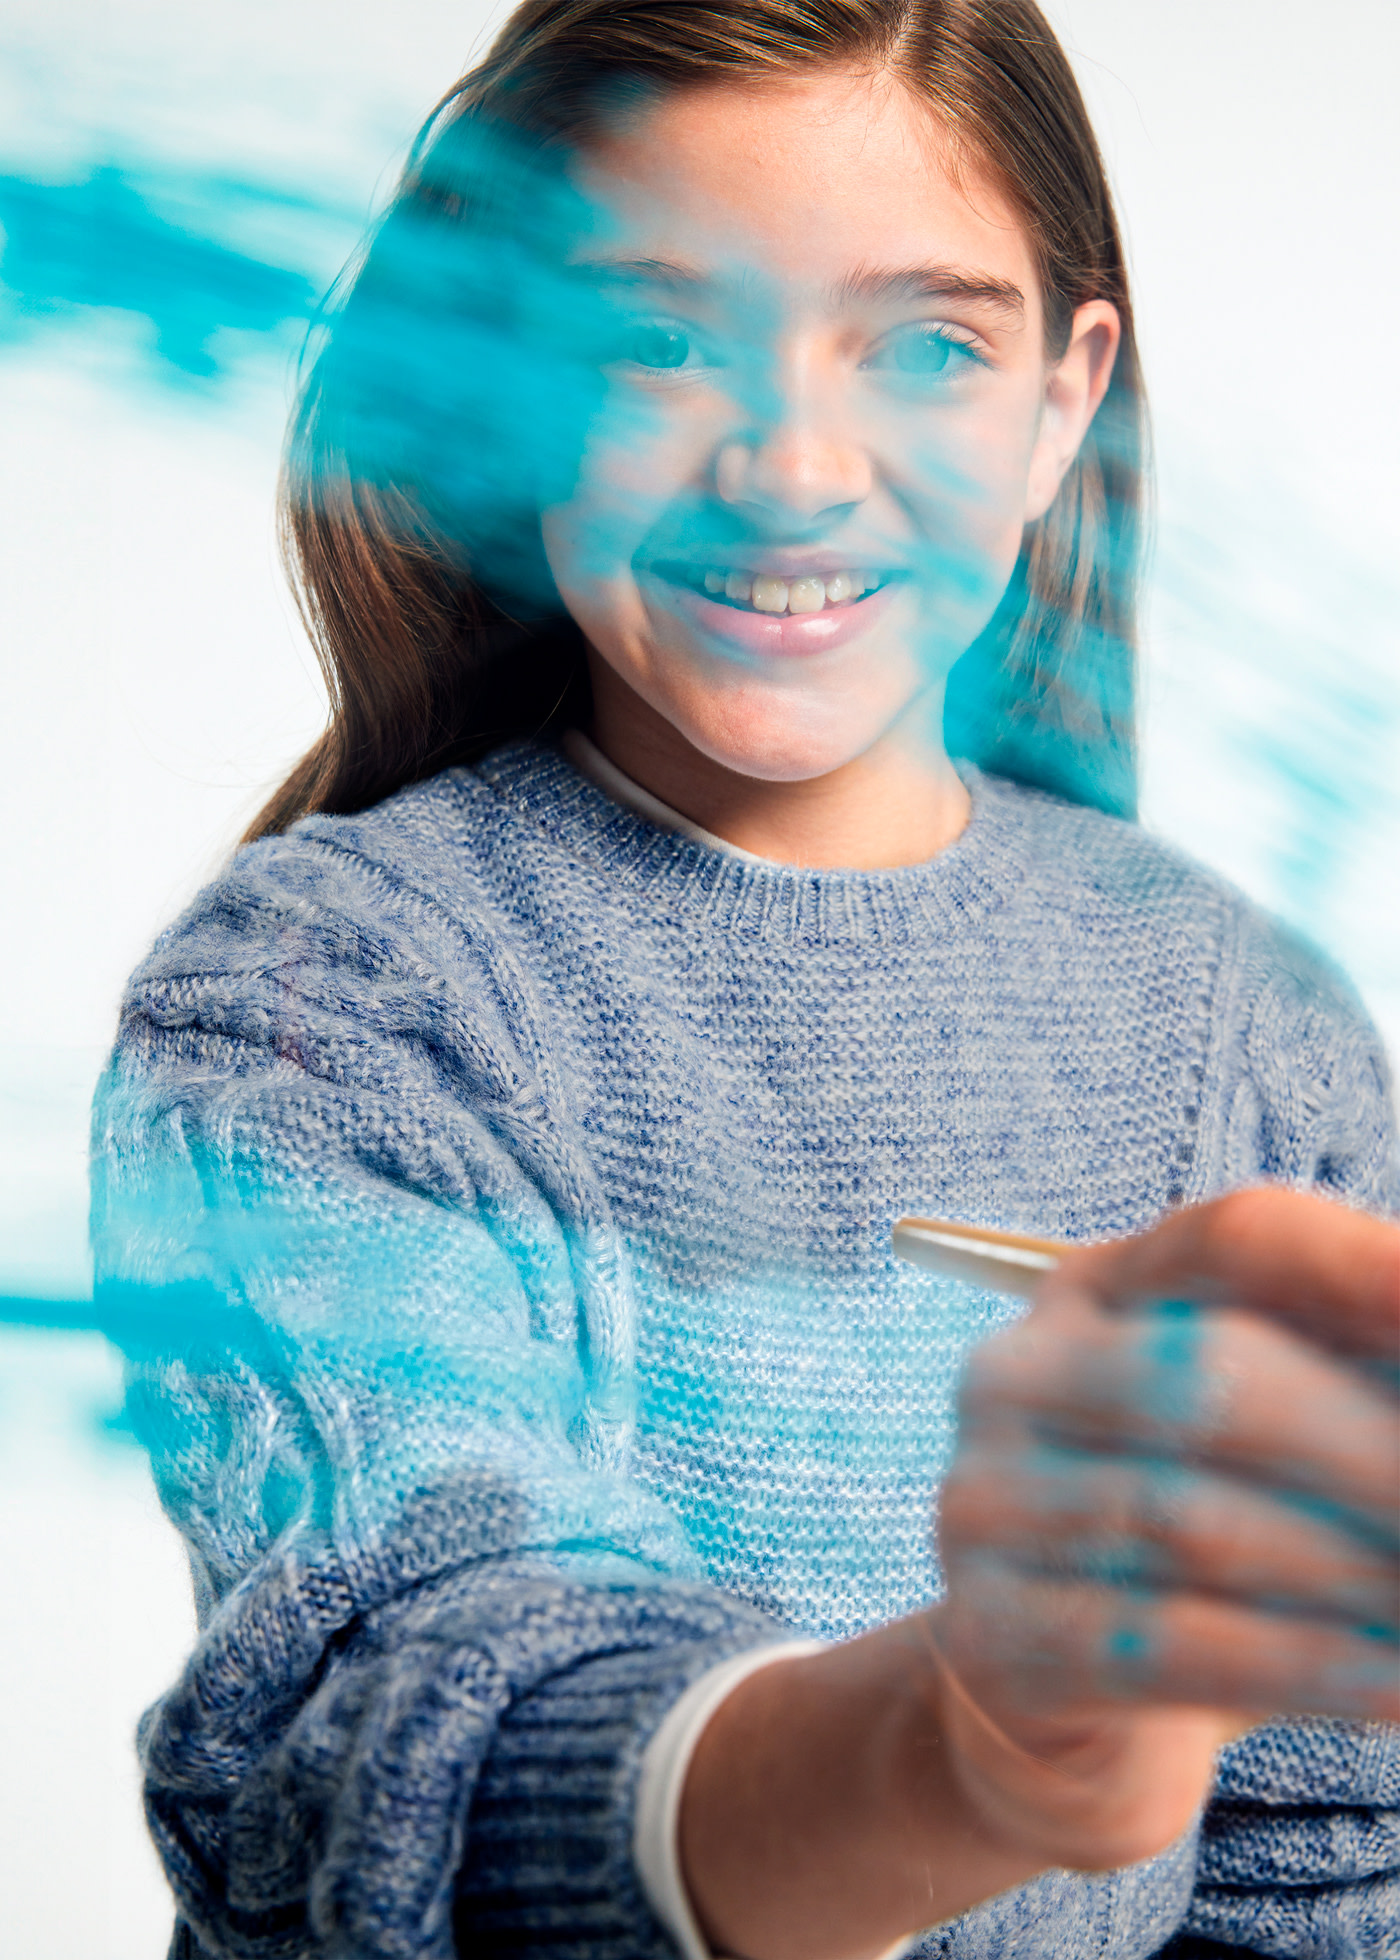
0, 164, 321, 377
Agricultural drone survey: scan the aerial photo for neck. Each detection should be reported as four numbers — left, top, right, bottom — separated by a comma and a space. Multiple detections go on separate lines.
586, 662, 971, 872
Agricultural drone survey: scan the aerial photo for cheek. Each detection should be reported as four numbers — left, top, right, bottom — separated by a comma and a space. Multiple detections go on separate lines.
887, 392, 1042, 627
894, 370, 1042, 524
542, 389, 709, 593
539, 498, 650, 688
939, 420, 1036, 528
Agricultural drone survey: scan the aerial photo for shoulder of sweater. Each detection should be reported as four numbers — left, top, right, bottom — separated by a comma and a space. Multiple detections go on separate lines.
989, 782, 1397, 1205
978, 770, 1250, 933
987, 775, 1365, 999
113, 768, 539, 1081
134, 768, 503, 984
987, 777, 1391, 1078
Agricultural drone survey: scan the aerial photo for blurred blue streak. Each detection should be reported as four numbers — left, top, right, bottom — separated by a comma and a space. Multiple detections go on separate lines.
0, 163, 326, 379
2, 1295, 99, 1330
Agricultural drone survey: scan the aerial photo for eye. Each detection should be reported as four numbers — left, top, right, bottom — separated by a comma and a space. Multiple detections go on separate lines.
617, 320, 699, 372
864, 323, 982, 381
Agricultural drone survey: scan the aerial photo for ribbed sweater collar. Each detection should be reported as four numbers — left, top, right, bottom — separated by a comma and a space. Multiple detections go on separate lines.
470, 739, 1039, 949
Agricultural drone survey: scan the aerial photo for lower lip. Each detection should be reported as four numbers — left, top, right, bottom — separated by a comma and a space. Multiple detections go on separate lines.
646, 574, 899, 659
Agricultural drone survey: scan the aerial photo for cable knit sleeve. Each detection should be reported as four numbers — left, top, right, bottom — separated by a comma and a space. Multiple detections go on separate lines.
1210, 899, 1399, 1217
1160, 1720, 1400, 1960
90, 825, 782, 1960
1160, 900, 1400, 1960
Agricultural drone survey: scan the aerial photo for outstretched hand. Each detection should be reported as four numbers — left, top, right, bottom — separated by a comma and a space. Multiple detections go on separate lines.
932, 1187, 1399, 1872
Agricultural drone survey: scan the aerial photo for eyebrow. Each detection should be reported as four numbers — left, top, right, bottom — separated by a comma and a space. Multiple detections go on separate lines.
578, 255, 711, 291
577, 255, 1026, 323
833, 264, 1025, 322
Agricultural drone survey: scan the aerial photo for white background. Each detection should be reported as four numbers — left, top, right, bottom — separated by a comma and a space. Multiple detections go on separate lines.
1, 3, 1397, 1953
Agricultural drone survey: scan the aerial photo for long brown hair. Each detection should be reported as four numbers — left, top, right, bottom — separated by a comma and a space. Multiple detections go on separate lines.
248, 0, 1145, 842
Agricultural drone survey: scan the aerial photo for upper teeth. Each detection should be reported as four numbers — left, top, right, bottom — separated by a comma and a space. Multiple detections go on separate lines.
701, 569, 872, 613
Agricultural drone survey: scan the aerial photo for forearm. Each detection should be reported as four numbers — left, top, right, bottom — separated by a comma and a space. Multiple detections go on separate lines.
676, 1620, 1049, 1960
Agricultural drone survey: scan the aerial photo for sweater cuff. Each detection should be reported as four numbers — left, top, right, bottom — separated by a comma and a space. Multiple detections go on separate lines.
455, 1600, 791, 1955
633, 1642, 919, 1960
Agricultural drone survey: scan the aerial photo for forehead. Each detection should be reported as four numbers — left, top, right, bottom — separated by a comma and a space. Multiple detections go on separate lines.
574, 69, 1040, 313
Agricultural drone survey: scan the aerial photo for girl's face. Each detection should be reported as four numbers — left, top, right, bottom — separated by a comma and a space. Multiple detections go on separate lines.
541, 69, 1118, 783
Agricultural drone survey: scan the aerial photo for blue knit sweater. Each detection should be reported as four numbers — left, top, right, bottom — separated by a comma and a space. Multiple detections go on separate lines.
90, 744, 1400, 1960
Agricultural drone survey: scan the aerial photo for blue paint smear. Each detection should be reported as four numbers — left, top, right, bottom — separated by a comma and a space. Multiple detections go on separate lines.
0, 164, 320, 378
1, 1294, 98, 1332
1106, 1622, 1150, 1662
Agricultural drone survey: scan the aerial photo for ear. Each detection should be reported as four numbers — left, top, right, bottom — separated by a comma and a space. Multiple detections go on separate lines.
1023, 300, 1121, 524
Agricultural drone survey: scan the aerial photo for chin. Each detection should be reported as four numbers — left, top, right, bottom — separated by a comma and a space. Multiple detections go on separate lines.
663, 676, 907, 784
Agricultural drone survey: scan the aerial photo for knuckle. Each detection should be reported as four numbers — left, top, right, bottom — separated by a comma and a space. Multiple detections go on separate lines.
1196, 1184, 1284, 1257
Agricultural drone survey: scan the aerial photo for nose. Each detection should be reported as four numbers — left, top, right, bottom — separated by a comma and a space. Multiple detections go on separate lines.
714, 359, 872, 526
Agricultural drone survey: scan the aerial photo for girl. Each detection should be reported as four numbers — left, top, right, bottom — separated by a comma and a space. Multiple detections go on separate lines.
92, 4, 1399, 1958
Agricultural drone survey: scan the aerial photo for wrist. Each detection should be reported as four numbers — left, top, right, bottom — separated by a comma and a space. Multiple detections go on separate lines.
923, 1626, 1223, 1872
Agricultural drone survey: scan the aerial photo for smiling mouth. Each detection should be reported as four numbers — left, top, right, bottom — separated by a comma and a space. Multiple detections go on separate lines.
649, 561, 894, 617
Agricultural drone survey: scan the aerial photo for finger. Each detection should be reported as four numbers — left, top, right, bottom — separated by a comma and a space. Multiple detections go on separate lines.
937, 1557, 1400, 1724
940, 1443, 1400, 1631
963, 1293, 1400, 1530
1052, 1187, 1400, 1367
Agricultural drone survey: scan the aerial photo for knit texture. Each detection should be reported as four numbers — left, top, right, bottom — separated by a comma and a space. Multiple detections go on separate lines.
90, 745, 1399, 1960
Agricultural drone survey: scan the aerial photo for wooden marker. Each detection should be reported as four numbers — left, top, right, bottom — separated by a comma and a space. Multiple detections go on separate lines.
891, 1217, 1069, 1298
